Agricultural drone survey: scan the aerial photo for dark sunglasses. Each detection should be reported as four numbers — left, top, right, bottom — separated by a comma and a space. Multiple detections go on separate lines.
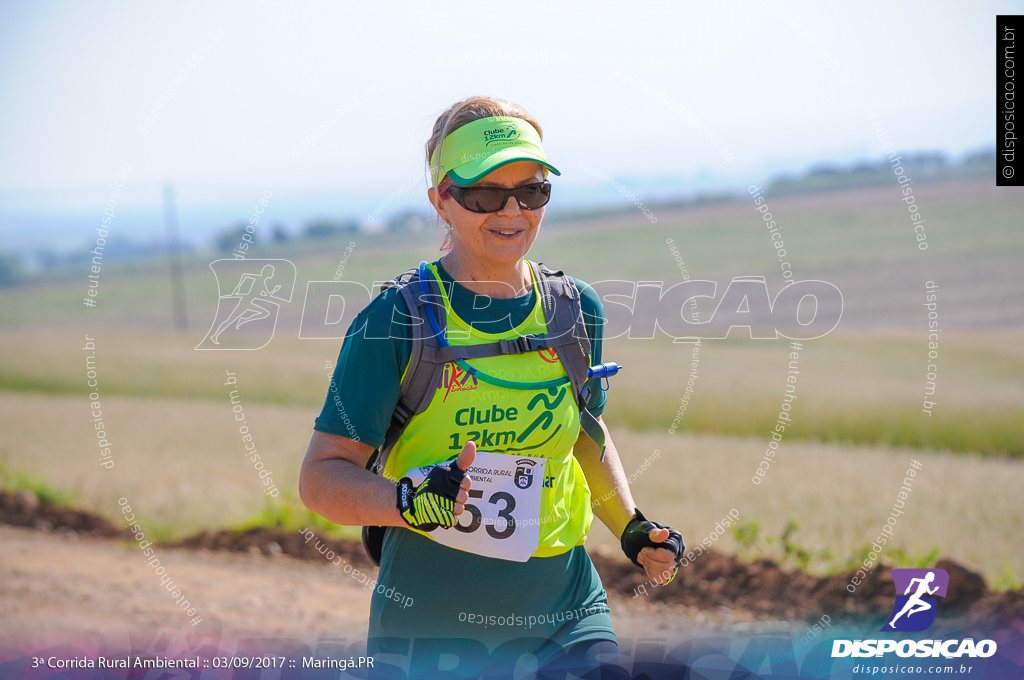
447, 181, 552, 213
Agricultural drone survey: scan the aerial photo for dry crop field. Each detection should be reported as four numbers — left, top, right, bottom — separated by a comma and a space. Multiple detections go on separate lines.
1, 178, 1022, 587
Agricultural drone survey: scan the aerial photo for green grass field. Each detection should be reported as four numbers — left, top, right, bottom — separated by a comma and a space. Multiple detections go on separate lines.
1, 178, 1022, 586
1, 387, 1020, 587
2, 329, 1022, 456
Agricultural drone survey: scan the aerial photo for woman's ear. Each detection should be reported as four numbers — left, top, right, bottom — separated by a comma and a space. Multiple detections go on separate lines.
428, 186, 450, 223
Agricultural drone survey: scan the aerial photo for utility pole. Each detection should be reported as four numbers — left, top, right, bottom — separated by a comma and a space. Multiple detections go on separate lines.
163, 185, 188, 331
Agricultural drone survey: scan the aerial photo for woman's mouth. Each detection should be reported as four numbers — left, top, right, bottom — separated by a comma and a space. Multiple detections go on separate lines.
489, 228, 524, 240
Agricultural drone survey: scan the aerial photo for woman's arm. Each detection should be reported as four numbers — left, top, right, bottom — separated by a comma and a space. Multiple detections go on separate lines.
572, 416, 635, 536
573, 416, 680, 583
299, 431, 407, 527
299, 430, 474, 528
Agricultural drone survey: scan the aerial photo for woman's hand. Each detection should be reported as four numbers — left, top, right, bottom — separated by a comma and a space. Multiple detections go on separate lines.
620, 509, 685, 585
397, 441, 476, 530
637, 527, 683, 585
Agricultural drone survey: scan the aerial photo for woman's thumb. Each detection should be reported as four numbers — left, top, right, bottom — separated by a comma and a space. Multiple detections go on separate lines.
648, 526, 670, 543
455, 440, 477, 471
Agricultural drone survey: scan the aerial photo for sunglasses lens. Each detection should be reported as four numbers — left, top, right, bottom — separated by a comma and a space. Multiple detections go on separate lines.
464, 188, 506, 213
452, 182, 552, 213
517, 183, 551, 209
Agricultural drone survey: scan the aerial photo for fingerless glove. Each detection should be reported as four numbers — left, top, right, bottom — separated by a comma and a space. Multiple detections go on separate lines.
397, 460, 466, 531
620, 508, 685, 577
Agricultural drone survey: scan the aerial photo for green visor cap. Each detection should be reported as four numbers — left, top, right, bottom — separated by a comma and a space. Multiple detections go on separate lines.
430, 115, 561, 187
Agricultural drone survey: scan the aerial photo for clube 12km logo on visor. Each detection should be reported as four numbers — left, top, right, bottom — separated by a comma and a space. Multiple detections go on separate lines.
832, 568, 997, 659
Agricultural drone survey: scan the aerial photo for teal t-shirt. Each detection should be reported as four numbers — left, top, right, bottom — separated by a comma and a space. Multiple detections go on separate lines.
314, 260, 607, 446
312, 260, 616, 660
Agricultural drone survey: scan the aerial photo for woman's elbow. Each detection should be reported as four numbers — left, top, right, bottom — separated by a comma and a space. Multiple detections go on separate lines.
297, 460, 318, 511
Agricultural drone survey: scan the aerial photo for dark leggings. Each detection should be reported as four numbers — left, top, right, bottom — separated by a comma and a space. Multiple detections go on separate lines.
534, 640, 629, 680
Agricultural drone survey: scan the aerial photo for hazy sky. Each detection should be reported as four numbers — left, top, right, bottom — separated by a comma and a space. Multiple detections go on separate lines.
0, 0, 1010, 217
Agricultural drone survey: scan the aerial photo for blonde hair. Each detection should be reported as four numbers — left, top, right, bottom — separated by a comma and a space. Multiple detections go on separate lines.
425, 96, 546, 251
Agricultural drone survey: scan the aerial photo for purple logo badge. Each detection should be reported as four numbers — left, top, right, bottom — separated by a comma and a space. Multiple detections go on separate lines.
881, 568, 949, 632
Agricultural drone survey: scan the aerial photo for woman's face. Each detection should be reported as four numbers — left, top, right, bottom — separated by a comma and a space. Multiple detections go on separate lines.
430, 161, 547, 272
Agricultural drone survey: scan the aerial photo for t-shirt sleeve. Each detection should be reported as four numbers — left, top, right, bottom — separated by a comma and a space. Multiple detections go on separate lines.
573, 277, 608, 418
313, 289, 411, 449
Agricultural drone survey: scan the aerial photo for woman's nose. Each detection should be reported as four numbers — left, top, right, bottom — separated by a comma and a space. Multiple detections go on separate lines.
496, 194, 522, 215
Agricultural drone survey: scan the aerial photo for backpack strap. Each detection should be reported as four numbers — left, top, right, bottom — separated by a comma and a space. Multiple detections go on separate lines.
365, 260, 607, 477
418, 332, 582, 362
531, 261, 606, 456
530, 262, 592, 406
365, 266, 450, 475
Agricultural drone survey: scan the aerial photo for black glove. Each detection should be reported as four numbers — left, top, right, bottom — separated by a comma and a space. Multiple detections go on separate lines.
397, 460, 466, 531
620, 508, 685, 582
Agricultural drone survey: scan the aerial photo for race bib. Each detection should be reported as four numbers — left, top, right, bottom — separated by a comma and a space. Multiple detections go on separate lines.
406, 451, 546, 562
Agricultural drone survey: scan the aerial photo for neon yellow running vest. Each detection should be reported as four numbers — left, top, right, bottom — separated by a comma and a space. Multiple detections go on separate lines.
382, 261, 594, 558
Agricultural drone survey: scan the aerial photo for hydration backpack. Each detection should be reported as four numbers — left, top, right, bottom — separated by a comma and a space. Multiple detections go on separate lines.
360, 260, 612, 565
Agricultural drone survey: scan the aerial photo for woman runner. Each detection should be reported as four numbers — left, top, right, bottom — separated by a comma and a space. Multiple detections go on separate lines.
300, 95, 685, 679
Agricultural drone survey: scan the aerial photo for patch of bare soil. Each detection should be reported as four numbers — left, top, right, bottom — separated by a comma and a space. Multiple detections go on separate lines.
3, 489, 1020, 643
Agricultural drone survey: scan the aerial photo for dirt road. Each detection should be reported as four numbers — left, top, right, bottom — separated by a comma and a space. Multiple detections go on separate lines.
0, 525, 727, 653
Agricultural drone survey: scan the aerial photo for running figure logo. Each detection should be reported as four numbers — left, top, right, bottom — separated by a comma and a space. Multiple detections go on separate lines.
196, 259, 296, 350
881, 568, 949, 632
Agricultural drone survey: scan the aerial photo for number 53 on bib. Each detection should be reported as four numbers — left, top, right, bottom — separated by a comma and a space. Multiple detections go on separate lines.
406, 451, 546, 562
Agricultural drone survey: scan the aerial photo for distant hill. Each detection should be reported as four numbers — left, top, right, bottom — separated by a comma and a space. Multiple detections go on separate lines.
546, 147, 996, 224
0, 147, 998, 287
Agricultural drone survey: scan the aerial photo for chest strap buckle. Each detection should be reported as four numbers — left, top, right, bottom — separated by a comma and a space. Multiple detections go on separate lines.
499, 334, 546, 355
